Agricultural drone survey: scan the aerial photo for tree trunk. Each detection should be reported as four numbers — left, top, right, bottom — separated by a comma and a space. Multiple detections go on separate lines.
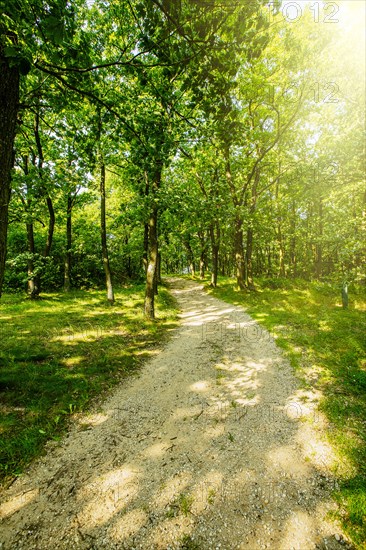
100, 161, 114, 303
289, 201, 297, 277
267, 246, 272, 276
224, 147, 246, 289
0, 30, 20, 297
153, 247, 159, 296
44, 196, 55, 257
315, 199, 323, 279
34, 111, 55, 260
209, 221, 220, 287
245, 226, 254, 288
64, 193, 72, 292
144, 167, 161, 319
184, 236, 195, 277
142, 171, 149, 274
22, 155, 39, 297
198, 230, 207, 279
157, 251, 162, 284
26, 220, 40, 297
245, 169, 259, 289
143, 222, 149, 273
234, 215, 246, 289
278, 224, 286, 277
145, 204, 158, 318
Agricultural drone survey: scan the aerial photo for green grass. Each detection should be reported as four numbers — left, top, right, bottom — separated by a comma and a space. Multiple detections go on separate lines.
205, 275, 366, 548
0, 283, 178, 484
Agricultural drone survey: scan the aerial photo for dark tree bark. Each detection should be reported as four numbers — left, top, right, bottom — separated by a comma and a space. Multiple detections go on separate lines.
0, 30, 20, 297
64, 193, 72, 292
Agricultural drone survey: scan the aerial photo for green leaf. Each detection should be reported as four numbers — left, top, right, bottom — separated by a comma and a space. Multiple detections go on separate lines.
4, 46, 18, 58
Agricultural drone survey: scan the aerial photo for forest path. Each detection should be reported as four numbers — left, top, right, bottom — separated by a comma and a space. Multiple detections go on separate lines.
0, 278, 349, 550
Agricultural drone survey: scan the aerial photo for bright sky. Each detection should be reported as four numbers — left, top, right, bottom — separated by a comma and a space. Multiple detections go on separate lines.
339, 0, 365, 48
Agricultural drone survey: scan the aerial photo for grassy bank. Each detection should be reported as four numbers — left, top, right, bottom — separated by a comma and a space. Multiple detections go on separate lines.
206, 276, 366, 548
0, 284, 178, 484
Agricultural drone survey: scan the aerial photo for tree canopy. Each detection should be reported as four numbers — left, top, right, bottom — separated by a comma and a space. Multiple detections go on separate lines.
0, 0, 365, 316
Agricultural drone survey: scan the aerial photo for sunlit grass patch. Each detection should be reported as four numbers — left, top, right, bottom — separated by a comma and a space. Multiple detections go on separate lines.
0, 284, 178, 484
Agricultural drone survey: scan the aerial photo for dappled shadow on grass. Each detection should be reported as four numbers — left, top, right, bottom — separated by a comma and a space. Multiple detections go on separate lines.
209, 277, 366, 547
0, 286, 178, 482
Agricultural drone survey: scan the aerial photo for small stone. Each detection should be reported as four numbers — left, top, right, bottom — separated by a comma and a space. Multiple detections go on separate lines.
335, 534, 341, 541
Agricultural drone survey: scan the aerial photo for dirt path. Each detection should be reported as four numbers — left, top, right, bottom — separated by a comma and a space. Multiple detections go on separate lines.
0, 278, 350, 550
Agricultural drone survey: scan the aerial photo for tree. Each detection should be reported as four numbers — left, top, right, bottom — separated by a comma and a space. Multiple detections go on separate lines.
0, 26, 20, 297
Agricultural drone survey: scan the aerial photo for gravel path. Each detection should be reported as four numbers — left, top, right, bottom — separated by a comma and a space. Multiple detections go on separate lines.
0, 278, 351, 549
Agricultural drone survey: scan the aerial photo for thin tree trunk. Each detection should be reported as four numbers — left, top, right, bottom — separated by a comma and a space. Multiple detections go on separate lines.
224, 147, 246, 289
22, 155, 38, 297
209, 221, 220, 287
26, 220, 39, 297
184, 237, 195, 277
34, 112, 55, 259
44, 196, 55, 258
157, 251, 162, 284
144, 166, 161, 319
245, 226, 254, 288
234, 215, 246, 289
100, 161, 114, 303
198, 230, 206, 279
245, 169, 259, 289
278, 224, 286, 277
145, 204, 158, 318
267, 246, 272, 276
0, 29, 19, 297
153, 246, 159, 296
33, 109, 54, 296
315, 199, 323, 279
290, 201, 297, 277
64, 193, 72, 292
143, 222, 149, 274
143, 171, 149, 273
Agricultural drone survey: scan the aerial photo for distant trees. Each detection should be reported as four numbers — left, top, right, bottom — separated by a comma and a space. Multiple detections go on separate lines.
1, 1, 364, 306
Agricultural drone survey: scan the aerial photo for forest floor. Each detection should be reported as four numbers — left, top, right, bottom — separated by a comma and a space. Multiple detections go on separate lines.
0, 278, 354, 549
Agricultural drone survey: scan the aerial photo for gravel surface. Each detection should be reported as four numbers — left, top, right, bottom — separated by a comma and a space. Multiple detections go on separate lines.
0, 278, 352, 549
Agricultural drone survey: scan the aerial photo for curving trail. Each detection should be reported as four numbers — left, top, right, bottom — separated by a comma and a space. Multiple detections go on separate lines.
0, 278, 350, 549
